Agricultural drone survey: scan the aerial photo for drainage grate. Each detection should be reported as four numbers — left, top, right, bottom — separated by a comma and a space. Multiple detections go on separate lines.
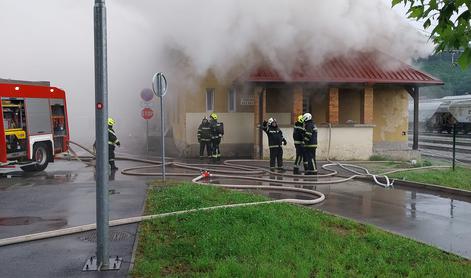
79, 231, 132, 242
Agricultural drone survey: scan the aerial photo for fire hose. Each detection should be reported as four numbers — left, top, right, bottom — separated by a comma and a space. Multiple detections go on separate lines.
0, 135, 450, 247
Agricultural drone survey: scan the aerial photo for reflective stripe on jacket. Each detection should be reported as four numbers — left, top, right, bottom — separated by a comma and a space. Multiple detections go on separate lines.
108, 127, 120, 146
293, 121, 305, 146
198, 123, 212, 141
303, 120, 317, 148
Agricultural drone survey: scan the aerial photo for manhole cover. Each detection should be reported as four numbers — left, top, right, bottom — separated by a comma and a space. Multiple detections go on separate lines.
79, 231, 132, 242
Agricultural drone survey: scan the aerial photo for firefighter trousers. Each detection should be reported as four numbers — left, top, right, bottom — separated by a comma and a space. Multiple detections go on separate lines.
269, 146, 283, 170
211, 139, 221, 161
199, 140, 211, 157
303, 147, 317, 175
293, 144, 304, 174
109, 145, 117, 170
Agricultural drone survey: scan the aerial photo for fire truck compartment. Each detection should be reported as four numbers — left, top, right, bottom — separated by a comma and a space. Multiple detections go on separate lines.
25, 98, 52, 135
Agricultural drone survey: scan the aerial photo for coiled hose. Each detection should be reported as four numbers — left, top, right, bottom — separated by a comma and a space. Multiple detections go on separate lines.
0, 137, 450, 248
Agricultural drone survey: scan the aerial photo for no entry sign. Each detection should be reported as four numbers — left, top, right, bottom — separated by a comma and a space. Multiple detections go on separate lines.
140, 88, 154, 102
141, 108, 154, 120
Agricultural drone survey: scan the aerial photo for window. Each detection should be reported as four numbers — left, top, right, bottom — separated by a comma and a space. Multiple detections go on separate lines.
206, 88, 215, 112
228, 88, 237, 112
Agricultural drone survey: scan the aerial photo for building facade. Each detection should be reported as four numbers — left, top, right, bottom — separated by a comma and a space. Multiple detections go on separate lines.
168, 52, 443, 160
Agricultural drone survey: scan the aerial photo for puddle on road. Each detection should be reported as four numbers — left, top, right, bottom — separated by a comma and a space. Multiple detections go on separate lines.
0, 216, 44, 226
0, 216, 67, 227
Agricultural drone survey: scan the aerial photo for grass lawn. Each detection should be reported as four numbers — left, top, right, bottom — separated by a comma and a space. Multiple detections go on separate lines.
390, 166, 471, 191
132, 183, 471, 277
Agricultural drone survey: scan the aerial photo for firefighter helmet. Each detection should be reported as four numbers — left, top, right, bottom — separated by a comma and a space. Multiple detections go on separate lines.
297, 115, 304, 123
267, 118, 275, 126
108, 117, 116, 126
210, 113, 218, 120
302, 113, 312, 122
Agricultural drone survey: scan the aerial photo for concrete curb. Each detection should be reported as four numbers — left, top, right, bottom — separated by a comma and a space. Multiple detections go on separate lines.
352, 175, 471, 199
127, 184, 150, 277
392, 179, 471, 198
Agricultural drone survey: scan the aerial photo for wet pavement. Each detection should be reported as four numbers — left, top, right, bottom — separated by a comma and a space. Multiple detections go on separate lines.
314, 181, 471, 259
0, 158, 470, 277
0, 159, 149, 277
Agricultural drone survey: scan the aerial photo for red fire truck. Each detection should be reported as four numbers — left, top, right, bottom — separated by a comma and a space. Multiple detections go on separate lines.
0, 80, 69, 172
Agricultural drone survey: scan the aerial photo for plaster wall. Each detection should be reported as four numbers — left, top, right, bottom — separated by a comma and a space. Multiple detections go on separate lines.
263, 126, 373, 161
373, 88, 409, 147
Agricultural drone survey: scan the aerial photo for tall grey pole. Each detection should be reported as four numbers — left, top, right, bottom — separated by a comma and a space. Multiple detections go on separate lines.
146, 119, 149, 152
94, 0, 109, 269
452, 123, 457, 171
160, 95, 166, 182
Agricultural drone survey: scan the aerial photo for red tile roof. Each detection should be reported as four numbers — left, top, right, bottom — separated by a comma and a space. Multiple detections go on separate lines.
245, 52, 443, 86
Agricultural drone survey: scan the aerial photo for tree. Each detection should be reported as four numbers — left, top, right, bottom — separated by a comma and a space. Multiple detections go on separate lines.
393, 0, 471, 68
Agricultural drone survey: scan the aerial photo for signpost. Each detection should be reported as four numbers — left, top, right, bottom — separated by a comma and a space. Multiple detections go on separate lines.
152, 72, 168, 182
141, 107, 154, 151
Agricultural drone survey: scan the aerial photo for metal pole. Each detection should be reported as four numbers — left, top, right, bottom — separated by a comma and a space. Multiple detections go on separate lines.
452, 123, 457, 171
146, 119, 149, 152
160, 96, 166, 182
93, 0, 109, 269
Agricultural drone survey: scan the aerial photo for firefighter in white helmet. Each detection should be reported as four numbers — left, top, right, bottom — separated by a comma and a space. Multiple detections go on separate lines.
302, 113, 317, 175
260, 117, 287, 171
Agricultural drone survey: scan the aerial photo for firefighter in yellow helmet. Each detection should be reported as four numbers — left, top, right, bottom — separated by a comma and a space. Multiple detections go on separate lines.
292, 115, 305, 174
108, 117, 120, 170
209, 113, 224, 162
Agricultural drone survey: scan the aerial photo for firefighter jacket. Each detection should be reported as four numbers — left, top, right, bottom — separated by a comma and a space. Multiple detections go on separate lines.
210, 120, 224, 140
108, 126, 120, 147
293, 121, 305, 146
197, 122, 212, 142
303, 120, 318, 148
263, 125, 286, 148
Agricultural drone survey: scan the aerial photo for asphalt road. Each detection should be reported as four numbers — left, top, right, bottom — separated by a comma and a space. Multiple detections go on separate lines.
0, 160, 149, 278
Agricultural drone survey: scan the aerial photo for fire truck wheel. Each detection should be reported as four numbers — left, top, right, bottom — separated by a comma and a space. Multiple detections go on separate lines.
22, 143, 50, 172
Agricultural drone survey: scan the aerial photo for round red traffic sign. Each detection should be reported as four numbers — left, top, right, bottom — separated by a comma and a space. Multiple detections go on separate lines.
141, 108, 154, 120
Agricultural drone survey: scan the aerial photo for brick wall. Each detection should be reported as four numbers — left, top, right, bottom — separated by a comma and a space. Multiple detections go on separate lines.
327, 87, 339, 124
292, 87, 303, 123
361, 87, 374, 124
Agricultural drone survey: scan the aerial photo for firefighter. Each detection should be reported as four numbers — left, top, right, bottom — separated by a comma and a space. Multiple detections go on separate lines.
108, 117, 120, 170
293, 115, 305, 174
261, 118, 287, 171
209, 113, 224, 161
197, 117, 212, 159
302, 113, 318, 175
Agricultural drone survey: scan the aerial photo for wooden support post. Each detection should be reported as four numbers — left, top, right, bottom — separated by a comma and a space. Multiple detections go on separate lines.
413, 87, 419, 150
406, 86, 419, 150
327, 87, 339, 124
292, 87, 303, 124
361, 87, 374, 124
253, 87, 266, 159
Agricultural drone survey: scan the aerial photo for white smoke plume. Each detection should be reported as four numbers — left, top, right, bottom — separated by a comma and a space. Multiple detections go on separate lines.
0, 0, 432, 147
